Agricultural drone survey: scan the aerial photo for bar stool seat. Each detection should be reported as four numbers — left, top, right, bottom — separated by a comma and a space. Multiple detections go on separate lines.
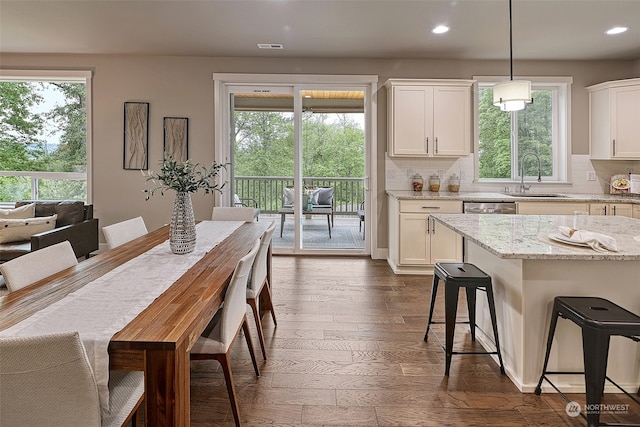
424, 262, 505, 376
535, 296, 640, 427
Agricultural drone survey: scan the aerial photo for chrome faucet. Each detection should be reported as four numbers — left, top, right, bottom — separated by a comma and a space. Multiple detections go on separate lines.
519, 152, 542, 193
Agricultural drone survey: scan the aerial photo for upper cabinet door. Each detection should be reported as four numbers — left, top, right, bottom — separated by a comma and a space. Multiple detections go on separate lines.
388, 85, 432, 156
588, 78, 640, 160
611, 85, 640, 158
433, 86, 471, 156
386, 79, 473, 158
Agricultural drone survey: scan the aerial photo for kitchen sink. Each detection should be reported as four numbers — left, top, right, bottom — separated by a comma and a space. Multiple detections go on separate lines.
505, 192, 568, 198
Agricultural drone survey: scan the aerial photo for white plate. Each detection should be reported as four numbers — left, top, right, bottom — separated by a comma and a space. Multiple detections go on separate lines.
548, 233, 590, 247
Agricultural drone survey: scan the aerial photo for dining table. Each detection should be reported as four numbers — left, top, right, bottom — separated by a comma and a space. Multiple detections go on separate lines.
0, 219, 271, 426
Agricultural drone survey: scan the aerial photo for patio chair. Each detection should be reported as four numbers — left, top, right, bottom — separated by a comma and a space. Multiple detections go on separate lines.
233, 194, 260, 222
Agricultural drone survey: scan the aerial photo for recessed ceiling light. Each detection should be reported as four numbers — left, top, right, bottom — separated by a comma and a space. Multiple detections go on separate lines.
432, 25, 449, 34
257, 43, 284, 49
606, 26, 628, 35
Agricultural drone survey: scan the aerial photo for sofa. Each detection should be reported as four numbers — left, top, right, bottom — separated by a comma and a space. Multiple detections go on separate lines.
0, 200, 98, 262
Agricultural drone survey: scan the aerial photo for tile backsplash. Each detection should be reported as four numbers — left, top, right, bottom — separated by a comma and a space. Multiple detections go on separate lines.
385, 154, 640, 195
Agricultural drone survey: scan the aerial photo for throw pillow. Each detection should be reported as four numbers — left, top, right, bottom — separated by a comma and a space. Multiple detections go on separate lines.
0, 203, 35, 220
0, 214, 57, 244
283, 187, 295, 206
313, 187, 334, 206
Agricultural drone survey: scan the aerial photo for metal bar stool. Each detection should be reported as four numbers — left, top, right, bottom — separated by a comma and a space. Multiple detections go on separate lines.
535, 296, 640, 427
424, 262, 505, 376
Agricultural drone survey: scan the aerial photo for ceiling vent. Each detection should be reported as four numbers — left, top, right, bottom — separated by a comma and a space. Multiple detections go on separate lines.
257, 43, 284, 49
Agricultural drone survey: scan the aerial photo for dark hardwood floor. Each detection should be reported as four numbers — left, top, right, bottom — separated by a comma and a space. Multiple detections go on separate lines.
188, 256, 640, 426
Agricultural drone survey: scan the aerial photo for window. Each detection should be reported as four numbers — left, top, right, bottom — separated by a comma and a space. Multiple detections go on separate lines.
475, 77, 571, 183
0, 70, 92, 202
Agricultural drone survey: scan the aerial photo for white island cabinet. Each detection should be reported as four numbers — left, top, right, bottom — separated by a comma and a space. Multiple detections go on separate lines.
431, 213, 640, 394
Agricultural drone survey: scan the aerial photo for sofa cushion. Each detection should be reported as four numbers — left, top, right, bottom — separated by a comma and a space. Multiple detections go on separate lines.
283, 187, 295, 206
16, 200, 84, 226
0, 203, 35, 219
0, 215, 57, 244
312, 187, 334, 206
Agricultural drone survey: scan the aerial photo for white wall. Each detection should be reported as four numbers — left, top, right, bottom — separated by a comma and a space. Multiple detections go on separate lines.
0, 54, 636, 251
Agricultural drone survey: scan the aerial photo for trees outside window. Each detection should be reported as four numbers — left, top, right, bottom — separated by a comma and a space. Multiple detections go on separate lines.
0, 71, 90, 202
477, 78, 570, 182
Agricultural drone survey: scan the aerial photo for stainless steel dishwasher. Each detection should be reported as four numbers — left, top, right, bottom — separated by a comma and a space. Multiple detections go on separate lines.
463, 201, 516, 214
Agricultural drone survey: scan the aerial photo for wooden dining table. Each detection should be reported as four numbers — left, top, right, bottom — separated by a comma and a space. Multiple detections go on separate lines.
0, 220, 270, 426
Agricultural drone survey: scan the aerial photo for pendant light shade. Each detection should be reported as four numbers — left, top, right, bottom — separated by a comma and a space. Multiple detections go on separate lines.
493, 80, 531, 111
493, 0, 532, 112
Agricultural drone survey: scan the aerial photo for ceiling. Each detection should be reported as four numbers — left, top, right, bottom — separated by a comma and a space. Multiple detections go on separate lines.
1, 0, 639, 61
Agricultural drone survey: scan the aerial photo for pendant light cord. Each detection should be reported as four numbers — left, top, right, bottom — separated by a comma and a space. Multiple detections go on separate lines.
509, 0, 514, 81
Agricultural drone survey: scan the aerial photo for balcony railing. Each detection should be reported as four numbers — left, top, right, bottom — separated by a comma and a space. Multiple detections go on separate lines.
234, 176, 364, 215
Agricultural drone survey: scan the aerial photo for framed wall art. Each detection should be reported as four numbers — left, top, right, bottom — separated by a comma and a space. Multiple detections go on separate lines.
163, 117, 188, 163
123, 101, 149, 170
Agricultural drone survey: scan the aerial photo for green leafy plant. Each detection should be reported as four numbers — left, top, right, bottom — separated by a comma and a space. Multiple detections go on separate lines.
144, 153, 228, 200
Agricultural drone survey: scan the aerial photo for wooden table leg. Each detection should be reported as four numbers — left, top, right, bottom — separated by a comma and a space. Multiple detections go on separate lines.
144, 342, 190, 426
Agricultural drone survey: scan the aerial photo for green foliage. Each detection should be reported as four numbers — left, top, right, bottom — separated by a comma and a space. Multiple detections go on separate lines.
478, 86, 554, 179
233, 111, 365, 178
0, 80, 88, 201
144, 153, 228, 199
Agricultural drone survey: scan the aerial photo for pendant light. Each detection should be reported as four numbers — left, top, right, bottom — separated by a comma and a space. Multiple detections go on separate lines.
493, 0, 532, 112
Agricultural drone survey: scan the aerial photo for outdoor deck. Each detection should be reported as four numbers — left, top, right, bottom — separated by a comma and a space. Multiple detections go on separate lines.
259, 213, 364, 250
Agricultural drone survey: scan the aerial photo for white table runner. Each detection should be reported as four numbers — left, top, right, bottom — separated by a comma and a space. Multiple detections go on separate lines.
0, 220, 244, 414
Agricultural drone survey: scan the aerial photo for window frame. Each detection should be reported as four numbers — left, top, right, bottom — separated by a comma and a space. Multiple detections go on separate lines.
0, 69, 93, 203
473, 76, 572, 184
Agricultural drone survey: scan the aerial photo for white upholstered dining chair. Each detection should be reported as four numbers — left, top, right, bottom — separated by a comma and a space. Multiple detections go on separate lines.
190, 239, 261, 427
211, 206, 256, 222
0, 331, 144, 427
102, 216, 148, 250
0, 240, 77, 293
247, 220, 277, 360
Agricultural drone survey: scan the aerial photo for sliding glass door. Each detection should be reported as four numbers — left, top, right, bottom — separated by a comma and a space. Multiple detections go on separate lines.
217, 76, 372, 255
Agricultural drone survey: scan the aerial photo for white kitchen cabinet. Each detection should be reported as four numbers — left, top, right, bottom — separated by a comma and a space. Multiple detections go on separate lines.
589, 203, 633, 217
388, 197, 462, 274
385, 79, 473, 157
634, 205, 640, 219
587, 78, 640, 159
516, 201, 589, 215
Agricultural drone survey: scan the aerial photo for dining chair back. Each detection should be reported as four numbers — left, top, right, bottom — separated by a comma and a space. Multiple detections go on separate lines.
247, 220, 278, 359
190, 239, 261, 427
211, 206, 255, 222
0, 331, 144, 427
102, 216, 148, 249
0, 240, 77, 293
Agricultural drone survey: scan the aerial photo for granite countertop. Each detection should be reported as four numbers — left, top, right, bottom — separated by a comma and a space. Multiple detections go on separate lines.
431, 213, 640, 260
387, 190, 640, 204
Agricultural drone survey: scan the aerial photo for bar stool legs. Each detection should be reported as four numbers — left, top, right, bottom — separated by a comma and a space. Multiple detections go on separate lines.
425, 262, 505, 376
535, 297, 640, 427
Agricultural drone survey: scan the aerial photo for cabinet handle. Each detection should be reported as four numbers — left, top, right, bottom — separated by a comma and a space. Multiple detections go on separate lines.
421, 206, 441, 209
613, 206, 616, 215
604, 206, 607, 215
425, 137, 429, 154
426, 217, 430, 235
432, 218, 436, 234
435, 137, 439, 154
613, 139, 616, 156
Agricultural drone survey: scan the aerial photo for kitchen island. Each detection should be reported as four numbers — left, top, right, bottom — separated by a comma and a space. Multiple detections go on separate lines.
430, 213, 640, 393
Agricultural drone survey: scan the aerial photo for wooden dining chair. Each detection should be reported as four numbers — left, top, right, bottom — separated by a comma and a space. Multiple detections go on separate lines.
0, 331, 144, 427
0, 240, 77, 293
211, 206, 256, 222
247, 220, 277, 360
190, 239, 261, 427
102, 216, 148, 250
